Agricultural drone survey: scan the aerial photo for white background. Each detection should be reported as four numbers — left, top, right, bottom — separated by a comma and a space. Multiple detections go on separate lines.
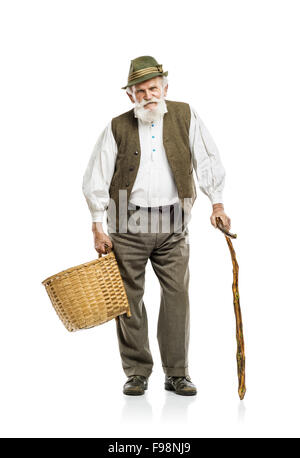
1, 0, 299, 438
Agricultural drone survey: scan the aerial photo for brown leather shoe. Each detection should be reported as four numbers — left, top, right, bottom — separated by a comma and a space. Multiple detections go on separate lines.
165, 376, 197, 396
123, 375, 148, 396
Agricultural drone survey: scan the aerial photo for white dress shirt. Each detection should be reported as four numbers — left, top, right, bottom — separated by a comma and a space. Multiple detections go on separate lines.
82, 103, 226, 222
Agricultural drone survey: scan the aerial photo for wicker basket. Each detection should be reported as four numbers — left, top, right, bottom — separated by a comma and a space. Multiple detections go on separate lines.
41, 250, 131, 332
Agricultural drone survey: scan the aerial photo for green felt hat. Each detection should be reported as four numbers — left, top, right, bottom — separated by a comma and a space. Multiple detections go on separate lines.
122, 55, 168, 90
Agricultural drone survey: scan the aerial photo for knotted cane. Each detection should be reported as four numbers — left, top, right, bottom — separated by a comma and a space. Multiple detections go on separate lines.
216, 216, 246, 400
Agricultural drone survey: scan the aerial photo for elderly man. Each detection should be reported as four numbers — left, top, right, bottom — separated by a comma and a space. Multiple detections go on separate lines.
82, 56, 231, 396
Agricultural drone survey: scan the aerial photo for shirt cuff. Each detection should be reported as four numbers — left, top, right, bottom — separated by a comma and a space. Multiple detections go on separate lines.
91, 210, 105, 223
209, 191, 224, 205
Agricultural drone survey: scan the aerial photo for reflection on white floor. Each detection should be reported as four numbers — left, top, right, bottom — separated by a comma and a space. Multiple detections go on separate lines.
238, 401, 246, 423
121, 395, 153, 423
160, 393, 197, 423
121, 391, 197, 425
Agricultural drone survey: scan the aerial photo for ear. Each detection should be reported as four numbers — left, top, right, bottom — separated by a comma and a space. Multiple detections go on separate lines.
163, 84, 168, 97
127, 92, 135, 104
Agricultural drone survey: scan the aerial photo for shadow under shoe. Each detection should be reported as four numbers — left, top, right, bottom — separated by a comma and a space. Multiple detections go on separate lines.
123, 375, 148, 396
165, 375, 197, 396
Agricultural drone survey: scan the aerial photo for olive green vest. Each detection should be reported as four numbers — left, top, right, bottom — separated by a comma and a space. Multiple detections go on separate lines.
108, 99, 197, 231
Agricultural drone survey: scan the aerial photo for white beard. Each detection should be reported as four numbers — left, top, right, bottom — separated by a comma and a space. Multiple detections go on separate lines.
134, 96, 167, 123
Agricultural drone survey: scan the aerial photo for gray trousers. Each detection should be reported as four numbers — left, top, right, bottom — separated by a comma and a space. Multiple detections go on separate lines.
108, 203, 190, 378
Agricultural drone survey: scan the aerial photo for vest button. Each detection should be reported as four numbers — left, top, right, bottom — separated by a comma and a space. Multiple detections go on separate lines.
125, 183, 129, 187
129, 166, 134, 171
134, 151, 139, 155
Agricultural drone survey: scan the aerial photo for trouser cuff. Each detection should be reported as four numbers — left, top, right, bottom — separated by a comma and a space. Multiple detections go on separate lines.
163, 366, 189, 377
124, 366, 153, 378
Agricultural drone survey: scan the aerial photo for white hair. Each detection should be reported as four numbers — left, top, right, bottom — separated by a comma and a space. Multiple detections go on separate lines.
126, 75, 168, 96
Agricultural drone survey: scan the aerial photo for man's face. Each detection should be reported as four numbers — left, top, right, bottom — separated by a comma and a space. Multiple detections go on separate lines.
127, 76, 168, 110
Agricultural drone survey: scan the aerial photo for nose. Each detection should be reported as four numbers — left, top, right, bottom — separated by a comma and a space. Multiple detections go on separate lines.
144, 90, 152, 100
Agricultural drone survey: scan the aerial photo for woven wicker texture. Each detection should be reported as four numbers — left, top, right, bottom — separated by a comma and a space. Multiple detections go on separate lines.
42, 251, 131, 332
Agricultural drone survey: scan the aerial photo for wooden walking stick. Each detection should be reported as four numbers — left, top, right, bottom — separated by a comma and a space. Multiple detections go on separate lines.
216, 216, 246, 400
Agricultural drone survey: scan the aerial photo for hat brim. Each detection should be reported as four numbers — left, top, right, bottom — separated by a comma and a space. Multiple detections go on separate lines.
121, 71, 168, 90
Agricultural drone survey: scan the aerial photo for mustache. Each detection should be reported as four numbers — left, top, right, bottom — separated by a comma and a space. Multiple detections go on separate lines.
135, 96, 162, 108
